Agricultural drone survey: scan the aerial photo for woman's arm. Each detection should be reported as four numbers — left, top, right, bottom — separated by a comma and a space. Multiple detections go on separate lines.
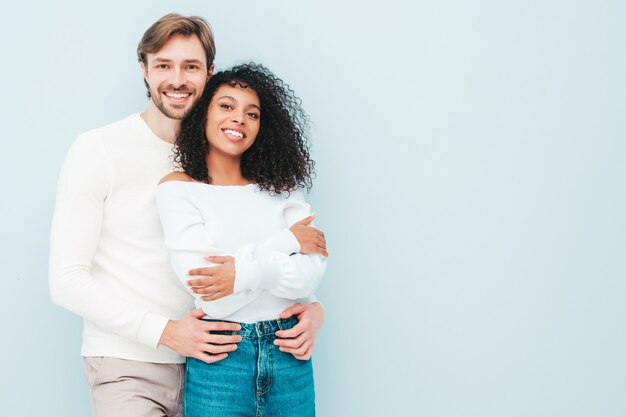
185, 215, 327, 301
156, 182, 325, 317
260, 189, 327, 300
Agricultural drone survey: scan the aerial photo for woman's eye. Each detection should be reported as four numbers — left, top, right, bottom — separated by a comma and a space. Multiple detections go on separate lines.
220, 104, 232, 110
247, 112, 259, 119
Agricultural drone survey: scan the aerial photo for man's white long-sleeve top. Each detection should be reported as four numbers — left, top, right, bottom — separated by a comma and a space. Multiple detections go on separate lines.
49, 114, 194, 363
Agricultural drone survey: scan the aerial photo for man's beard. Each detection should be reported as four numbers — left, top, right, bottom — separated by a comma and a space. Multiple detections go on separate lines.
151, 86, 195, 120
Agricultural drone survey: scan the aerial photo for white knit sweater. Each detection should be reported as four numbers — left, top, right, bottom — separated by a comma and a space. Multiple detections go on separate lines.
156, 182, 326, 323
49, 114, 193, 363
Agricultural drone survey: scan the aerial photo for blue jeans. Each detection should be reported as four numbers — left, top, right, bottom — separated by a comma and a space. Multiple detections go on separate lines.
184, 317, 315, 417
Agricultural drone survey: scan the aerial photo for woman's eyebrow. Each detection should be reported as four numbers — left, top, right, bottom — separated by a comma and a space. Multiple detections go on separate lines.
217, 96, 260, 111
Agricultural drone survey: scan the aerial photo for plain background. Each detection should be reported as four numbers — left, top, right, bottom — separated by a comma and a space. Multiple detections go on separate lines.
2, 0, 625, 416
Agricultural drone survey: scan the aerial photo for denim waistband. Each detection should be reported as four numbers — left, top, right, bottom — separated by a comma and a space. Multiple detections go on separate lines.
202, 316, 298, 337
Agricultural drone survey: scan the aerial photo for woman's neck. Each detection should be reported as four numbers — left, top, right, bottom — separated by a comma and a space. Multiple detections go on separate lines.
205, 153, 251, 186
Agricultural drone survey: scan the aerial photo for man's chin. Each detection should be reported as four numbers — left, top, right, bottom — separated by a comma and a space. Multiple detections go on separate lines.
155, 101, 191, 120
166, 107, 188, 120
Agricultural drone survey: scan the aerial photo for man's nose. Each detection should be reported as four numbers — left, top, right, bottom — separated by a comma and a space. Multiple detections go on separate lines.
169, 68, 186, 87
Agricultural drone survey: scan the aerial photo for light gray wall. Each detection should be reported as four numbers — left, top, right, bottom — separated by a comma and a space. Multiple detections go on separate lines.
2, 0, 625, 415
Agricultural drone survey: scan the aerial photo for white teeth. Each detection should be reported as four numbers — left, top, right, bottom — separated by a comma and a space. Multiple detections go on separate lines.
166, 92, 189, 99
224, 129, 244, 138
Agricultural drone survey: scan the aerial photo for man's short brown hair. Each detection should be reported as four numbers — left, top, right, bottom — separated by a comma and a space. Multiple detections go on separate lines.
137, 13, 216, 94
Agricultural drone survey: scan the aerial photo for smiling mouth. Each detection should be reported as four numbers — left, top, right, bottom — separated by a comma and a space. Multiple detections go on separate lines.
163, 91, 191, 101
222, 128, 246, 139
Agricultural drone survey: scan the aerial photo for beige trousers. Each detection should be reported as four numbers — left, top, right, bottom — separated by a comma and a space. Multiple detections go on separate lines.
83, 357, 184, 417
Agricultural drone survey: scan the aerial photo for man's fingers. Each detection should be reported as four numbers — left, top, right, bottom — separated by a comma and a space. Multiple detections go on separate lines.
187, 277, 212, 287
205, 255, 229, 263
292, 344, 313, 360
188, 267, 216, 276
195, 352, 228, 364
202, 321, 242, 332
275, 322, 305, 339
279, 303, 306, 319
204, 334, 242, 345
201, 291, 227, 301
203, 342, 238, 355
279, 339, 311, 357
192, 285, 216, 295
274, 333, 305, 349
201, 294, 217, 301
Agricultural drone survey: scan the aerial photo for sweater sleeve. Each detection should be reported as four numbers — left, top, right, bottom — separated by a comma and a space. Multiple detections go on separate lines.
230, 191, 326, 297
156, 182, 287, 318
49, 134, 169, 349
258, 189, 326, 300
156, 184, 324, 318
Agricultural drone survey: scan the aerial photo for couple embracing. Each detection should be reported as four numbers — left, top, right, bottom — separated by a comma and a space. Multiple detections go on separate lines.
50, 13, 328, 417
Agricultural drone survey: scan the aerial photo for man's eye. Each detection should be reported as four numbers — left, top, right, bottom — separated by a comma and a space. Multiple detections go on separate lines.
157, 64, 168, 69
187, 65, 198, 70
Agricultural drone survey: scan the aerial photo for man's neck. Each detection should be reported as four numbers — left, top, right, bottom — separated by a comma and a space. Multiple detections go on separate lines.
140, 101, 181, 144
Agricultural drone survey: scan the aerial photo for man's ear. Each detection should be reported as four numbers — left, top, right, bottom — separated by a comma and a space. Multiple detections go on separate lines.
207, 64, 215, 80
140, 61, 149, 81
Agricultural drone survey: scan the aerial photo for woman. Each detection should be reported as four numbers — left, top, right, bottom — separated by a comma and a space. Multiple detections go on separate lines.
156, 63, 326, 417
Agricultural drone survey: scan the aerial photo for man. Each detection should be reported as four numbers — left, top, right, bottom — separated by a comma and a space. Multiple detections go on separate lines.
49, 13, 325, 417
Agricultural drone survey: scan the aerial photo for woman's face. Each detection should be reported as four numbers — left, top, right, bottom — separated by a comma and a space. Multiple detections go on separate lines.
205, 83, 261, 159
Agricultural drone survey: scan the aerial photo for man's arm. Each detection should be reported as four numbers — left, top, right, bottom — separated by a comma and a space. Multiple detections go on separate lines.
49, 134, 167, 347
49, 135, 240, 361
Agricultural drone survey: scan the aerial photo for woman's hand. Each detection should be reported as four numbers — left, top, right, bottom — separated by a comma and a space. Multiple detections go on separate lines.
289, 215, 328, 257
186, 256, 236, 301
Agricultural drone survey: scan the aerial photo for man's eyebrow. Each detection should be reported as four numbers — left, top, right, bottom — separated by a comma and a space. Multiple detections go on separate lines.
152, 58, 204, 65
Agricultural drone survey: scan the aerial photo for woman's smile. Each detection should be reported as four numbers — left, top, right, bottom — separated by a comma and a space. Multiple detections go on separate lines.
205, 84, 261, 158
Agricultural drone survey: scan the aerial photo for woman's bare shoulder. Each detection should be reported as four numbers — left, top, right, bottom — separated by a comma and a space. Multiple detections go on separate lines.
158, 171, 194, 185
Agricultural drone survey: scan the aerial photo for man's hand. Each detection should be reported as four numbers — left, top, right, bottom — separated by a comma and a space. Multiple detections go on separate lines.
274, 302, 324, 360
187, 256, 235, 301
290, 215, 328, 257
159, 309, 242, 364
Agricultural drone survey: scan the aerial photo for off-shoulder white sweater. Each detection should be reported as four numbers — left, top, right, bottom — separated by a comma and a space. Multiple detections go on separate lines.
156, 182, 326, 323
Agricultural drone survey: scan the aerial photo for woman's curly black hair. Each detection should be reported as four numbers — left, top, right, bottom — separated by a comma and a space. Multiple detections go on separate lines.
174, 62, 314, 193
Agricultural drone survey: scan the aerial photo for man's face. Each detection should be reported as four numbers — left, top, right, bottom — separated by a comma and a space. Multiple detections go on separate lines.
142, 34, 212, 120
